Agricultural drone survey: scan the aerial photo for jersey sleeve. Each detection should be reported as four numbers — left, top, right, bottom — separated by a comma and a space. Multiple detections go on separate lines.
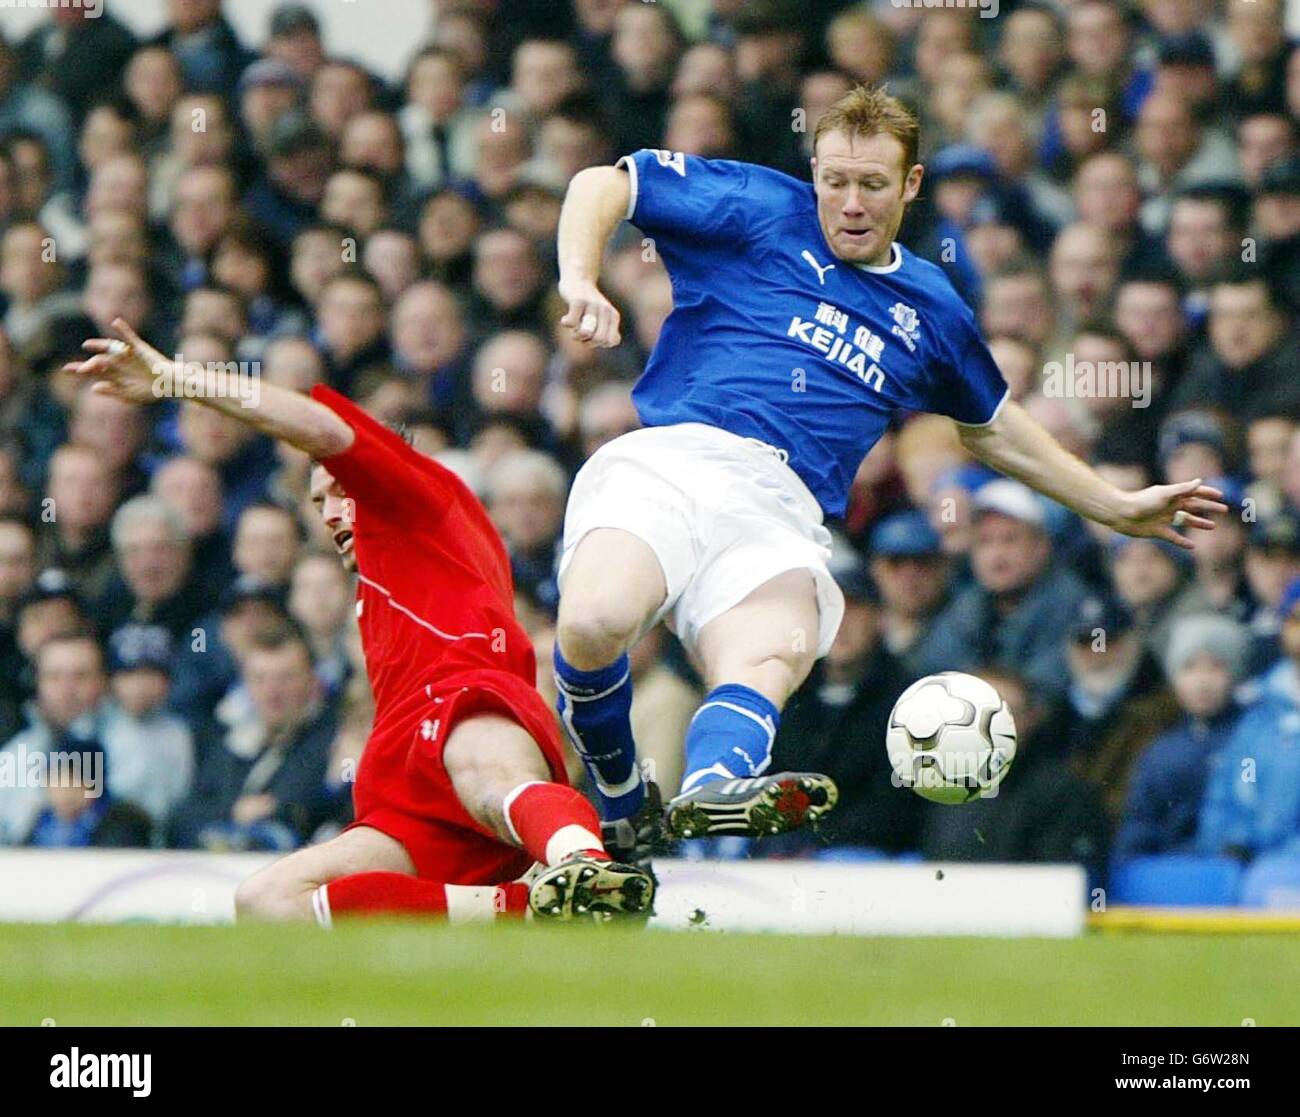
617, 149, 755, 245
925, 300, 1010, 427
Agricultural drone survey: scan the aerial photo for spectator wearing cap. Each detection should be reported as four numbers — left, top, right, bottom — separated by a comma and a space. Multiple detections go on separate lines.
238, 58, 304, 151
169, 573, 289, 729
101, 623, 193, 827
1164, 264, 1300, 424
1050, 590, 1180, 814
265, 3, 325, 81
149, 0, 255, 97
171, 622, 339, 853
1156, 409, 1230, 486
772, 564, 921, 854
918, 479, 1089, 701
868, 511, 952, 677
0, 632, 108, 846
1243, 506, 1300, 674
242, 112, 334, 251
921, 664, 1110, 881
1197, 579, 1300, 863
1116, 613, 1249, 859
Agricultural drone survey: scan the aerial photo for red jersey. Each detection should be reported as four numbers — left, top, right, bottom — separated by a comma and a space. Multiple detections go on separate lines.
311, 387, 567, 883
312, 384, 545, 731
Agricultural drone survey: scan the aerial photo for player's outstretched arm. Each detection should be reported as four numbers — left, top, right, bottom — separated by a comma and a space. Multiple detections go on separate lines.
958, 398, 1229, 549
65, 319, 354, 460
556, 165, 630, 349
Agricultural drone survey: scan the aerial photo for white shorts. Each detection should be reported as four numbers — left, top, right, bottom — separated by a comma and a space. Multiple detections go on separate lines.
558, 423, 845, 658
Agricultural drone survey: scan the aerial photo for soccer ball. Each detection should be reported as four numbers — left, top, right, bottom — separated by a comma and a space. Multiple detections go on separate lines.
886, 672, 1017, 804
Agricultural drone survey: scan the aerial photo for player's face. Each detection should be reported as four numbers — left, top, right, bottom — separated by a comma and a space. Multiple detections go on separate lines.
310, 464, 356, 573
812, 130, 922, 265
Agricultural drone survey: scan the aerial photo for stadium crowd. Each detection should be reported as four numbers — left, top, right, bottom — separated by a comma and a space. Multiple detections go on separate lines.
0, 0, 1299, 893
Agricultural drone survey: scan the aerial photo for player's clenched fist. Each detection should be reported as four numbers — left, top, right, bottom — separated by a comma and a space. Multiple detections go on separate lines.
559, 277, 621, 349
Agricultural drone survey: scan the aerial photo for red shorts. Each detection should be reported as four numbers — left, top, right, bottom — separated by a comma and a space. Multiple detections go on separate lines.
348, 670, 569, 884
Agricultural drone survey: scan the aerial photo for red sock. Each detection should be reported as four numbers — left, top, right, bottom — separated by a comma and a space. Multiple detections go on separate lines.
316, 873, 529, 925
504, 781, 608, 866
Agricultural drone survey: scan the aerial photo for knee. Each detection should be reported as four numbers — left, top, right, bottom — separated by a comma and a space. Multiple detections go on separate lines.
234, 866, 312, 922
555, 599, 642, 669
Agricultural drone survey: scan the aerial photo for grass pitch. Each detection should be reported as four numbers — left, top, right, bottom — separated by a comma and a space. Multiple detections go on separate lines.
1, 923, 1296, 1026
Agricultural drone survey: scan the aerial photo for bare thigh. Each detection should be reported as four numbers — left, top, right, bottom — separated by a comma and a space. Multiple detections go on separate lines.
693, 568, 822, 708
234, 824, 415, 922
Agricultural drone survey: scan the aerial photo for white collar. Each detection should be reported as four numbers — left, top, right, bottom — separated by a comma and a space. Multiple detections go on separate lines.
852, 242, 903, 274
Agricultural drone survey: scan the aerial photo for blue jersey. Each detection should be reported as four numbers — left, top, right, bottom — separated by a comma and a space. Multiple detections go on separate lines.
618, 149, 1009, 518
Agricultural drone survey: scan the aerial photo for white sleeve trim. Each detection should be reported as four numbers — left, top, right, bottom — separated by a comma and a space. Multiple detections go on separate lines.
615, 154, 637, 221
952, 386, 1011, 428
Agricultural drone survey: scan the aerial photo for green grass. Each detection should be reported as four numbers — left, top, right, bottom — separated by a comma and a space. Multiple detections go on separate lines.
2, 923, 1297, 1026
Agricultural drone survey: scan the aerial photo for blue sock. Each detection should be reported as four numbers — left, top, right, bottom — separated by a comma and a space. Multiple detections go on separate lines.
680, 684, 780, 793
553, 646, 644, 820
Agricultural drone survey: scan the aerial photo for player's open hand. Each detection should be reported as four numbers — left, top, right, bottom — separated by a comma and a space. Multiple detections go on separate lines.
63, 318, 173, 405
1112, 478, 1230, 550
559, 277, 621, 348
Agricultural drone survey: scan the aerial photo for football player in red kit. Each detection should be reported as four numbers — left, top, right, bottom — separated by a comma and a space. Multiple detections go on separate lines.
68, 320, 655, 924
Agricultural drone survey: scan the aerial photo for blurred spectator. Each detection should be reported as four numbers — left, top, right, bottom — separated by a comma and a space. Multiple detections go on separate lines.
36, 443, 120, 608
287, 550, 353, 698
919, 479, 1089, 700
486, 450, 566, 612
0, 632, 107, 845
1117, 613, 1249, 858
150, 0, 255, 97
1197, 579, 1300, 863
868, 510, 951, 677
1056, 590, 1179, 814
172, 622, 338, 851
101, 623, 193, 827
231, 502, 300, 589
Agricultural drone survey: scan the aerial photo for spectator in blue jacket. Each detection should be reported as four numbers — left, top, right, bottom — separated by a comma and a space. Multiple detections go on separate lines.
1197, 583, 1300, 861
1116, 613, 1250, 858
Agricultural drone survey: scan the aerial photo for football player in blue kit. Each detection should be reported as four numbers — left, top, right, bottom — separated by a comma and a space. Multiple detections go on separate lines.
551, 85, 1225, 858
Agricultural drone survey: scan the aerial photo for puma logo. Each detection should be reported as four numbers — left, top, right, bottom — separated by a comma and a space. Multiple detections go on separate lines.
801, 249, 836, 285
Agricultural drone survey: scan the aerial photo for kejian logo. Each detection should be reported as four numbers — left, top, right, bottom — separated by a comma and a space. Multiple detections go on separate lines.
50, 1049, 151, 1097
